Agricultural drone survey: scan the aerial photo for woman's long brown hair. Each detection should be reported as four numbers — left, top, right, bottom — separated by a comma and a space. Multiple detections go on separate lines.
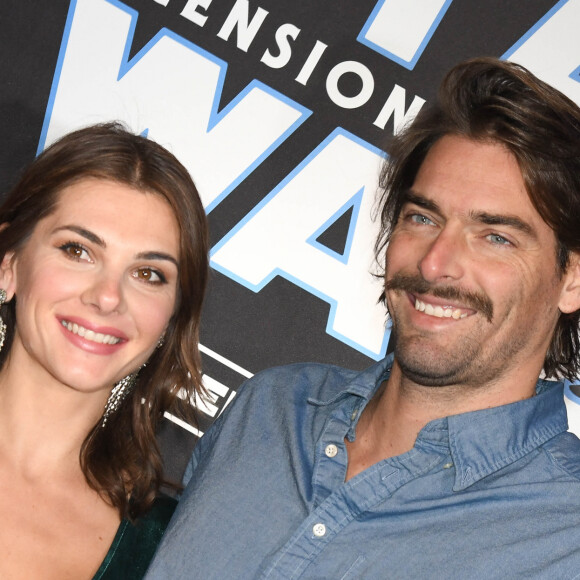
0, 122, 209, 519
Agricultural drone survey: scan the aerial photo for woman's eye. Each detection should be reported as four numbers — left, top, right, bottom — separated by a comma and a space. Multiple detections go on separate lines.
59, 242, 90, 261
133, 268, 166, 285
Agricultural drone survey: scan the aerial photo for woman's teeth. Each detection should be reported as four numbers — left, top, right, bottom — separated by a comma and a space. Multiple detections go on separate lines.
61, 320, 121, 344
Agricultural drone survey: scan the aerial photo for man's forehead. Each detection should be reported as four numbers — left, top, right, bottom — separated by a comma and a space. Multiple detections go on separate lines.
410, 138, 532, 212
399, 136, 562, 244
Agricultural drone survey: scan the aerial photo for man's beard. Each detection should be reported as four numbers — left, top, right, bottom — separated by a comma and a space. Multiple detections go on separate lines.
385, 273, 496, 387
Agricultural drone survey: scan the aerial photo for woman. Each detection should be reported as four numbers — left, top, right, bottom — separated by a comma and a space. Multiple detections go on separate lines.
0, 123, 209, 579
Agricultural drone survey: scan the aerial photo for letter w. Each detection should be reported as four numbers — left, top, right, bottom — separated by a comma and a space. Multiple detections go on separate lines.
40, 0, 310, 211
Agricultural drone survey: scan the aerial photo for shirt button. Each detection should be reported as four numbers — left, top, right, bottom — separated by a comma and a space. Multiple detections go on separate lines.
313, 523, 326, 537
325, 444, 338, 458
443, 462, 453, 469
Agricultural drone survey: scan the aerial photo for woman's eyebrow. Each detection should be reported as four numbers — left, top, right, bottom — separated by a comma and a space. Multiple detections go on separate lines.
54, 225, 178, 265
53, 225, 105, 246
135, 251, 178, 267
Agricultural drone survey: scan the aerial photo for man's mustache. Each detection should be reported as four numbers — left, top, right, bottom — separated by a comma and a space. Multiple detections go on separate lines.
385, 274, 494, 322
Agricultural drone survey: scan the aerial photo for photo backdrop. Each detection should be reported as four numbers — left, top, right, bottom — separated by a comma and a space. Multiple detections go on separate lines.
2, 0, 580, 479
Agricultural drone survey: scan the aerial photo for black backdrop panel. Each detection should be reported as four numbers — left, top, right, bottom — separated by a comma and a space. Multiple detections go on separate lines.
2, 0, 580, 476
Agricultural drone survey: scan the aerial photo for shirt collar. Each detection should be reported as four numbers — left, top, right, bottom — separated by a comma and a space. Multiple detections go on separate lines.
312, 354, 569, 490
307, 356, 391, 406
444, 379, 568, 490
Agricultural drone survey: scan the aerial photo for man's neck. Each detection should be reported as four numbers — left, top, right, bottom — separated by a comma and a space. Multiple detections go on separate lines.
344, 359, 539, 481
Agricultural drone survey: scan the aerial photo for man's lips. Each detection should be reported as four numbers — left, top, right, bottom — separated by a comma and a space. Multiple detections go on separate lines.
386, 273, 493, 322
412, 294, 473, 319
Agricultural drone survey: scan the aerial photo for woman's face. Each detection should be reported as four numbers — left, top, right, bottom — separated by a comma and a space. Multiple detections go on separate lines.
1, 178, 180, 396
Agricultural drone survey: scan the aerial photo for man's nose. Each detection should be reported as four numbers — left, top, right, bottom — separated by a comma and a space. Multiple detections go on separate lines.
418, 227, 466, 283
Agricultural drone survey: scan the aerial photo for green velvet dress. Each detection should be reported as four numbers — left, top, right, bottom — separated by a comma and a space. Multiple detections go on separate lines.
92, 496, 177, 579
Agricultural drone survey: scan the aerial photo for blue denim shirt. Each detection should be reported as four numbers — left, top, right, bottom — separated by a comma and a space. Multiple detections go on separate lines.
146, 356, 580, 579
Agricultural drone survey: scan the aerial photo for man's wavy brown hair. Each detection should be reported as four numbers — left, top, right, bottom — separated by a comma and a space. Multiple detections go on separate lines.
376, 58, 580, 380
0, 122, 209, 518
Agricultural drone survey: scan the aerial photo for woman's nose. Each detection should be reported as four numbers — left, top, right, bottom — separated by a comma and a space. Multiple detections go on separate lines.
81, 273, 126, 314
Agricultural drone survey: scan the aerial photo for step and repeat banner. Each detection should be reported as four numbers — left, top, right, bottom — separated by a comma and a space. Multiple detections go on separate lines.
2, 0, 580, 476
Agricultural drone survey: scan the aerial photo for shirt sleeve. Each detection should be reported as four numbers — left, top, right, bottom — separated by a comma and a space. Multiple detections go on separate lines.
182, 376, 254, 486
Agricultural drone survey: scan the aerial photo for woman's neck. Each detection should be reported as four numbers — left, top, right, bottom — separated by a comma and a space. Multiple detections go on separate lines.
0, 346, 109, 479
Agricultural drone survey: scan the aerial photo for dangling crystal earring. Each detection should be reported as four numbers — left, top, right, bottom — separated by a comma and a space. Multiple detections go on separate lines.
0, 289, 7, 353
102, 371, 138, 427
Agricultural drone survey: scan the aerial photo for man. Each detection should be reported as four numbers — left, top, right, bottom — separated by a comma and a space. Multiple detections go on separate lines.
146, 58, 580, 578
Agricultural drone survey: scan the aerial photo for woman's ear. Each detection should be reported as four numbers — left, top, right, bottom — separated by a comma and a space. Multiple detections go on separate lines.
0, 251, 16, 302
0, 223, 16, 301
559, 252, 580, 314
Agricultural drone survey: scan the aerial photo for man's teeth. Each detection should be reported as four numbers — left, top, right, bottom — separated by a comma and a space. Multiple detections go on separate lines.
414, 299, 467, 319
61, 320, 121, 344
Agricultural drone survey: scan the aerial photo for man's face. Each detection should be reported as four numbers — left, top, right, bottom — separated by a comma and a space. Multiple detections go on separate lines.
385, 135, 575, 389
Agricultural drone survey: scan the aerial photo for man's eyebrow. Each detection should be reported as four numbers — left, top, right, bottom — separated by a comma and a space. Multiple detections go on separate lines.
403, 192, 538, 239
470, 211, 537, 238
54, 225, 105, 246
402, 191, 441, 214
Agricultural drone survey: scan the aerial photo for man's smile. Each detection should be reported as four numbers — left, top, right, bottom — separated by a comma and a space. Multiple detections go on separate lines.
413, 295, 471, 319
386, 273, 494, 322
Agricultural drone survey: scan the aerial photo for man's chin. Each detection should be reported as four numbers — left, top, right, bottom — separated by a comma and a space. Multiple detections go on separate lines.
392, 340, 472, 387
396, 357, 466, 387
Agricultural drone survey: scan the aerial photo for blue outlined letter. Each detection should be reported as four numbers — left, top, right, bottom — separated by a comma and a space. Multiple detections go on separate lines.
40, 0, 310, 211
504, 0, 580, 105
211, 129, 390, 359
358, 0, 453, 70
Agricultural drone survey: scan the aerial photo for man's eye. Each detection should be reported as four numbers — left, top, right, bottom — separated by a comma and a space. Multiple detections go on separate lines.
59, 242, 90, 261
409, 213, 435, 226
486, 233, 511, 246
